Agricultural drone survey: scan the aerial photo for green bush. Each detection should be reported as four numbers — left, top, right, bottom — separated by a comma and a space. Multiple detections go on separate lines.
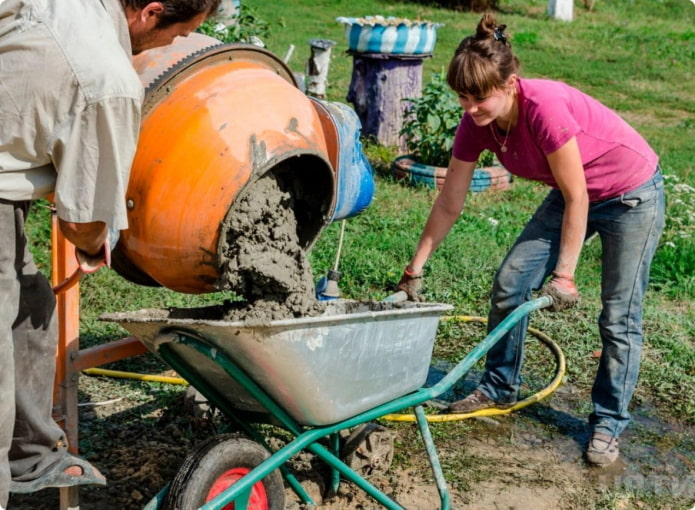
650, 173, 695, 299
400, 73, 461, 168
431, 0, 499, 12
197, 4, 271, 44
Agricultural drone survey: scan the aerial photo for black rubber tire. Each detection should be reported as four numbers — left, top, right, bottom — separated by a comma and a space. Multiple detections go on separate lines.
162, 434, 285, 510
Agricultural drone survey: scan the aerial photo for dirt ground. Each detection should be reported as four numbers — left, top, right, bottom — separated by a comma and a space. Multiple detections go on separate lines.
8, 167, 695, 509
8, 367, 695, 509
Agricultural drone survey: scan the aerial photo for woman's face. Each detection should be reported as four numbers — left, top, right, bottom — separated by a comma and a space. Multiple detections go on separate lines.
457, 88, 509, 126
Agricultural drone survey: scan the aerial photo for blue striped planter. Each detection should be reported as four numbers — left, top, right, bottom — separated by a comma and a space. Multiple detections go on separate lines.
336, 16, 443, 55
392, 155, 512, 192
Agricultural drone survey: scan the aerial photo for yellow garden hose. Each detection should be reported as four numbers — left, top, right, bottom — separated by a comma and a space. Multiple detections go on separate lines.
381, 315, 566, 423
83, 367, 188, 385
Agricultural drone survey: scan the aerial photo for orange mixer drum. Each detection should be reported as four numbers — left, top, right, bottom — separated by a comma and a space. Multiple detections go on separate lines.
112, 34, 336, 293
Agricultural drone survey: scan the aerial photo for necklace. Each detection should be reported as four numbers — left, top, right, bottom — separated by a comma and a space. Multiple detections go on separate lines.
490, 115, 512, 153
490, 94, 516, 153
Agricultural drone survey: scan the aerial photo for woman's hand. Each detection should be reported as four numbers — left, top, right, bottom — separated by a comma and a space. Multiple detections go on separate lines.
540, 271, 579, 311
396, 268, 424, 301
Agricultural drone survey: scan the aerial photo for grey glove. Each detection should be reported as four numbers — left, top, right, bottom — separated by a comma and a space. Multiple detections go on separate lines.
539, 272, 579, 312
396, 268, 424, 302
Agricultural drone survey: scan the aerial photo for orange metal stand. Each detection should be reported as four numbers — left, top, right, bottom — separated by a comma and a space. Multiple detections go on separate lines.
51, 213, 148, 509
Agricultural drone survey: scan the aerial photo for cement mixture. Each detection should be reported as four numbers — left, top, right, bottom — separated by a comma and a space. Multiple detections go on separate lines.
216, 168, 325, 322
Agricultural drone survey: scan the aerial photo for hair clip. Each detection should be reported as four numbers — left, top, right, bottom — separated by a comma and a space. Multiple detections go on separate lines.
494, 25, 507, 44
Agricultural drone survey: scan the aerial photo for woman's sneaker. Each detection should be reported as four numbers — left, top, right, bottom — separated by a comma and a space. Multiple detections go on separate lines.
446, 389, 516, 414
585, 432, 619, 466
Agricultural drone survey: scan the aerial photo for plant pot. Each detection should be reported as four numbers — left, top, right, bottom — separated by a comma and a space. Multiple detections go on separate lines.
336, 16, 443, 55
391, 155, 512, 192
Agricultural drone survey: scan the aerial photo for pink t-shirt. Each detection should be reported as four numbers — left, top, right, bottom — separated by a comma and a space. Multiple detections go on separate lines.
452, 78, 658, 201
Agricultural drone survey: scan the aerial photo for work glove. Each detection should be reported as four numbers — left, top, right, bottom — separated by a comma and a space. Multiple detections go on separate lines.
75, 228, 120, 273
396, 267, 424, 302
539, 271, 579, 312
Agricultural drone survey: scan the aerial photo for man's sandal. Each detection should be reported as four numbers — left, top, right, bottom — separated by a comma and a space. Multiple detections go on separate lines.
9, 453, 106, 493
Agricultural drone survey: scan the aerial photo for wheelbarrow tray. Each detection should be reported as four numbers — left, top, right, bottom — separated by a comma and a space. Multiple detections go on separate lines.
104, 300, 452, 426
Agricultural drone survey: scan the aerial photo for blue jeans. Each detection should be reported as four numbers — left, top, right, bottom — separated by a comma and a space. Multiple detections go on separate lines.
478, 169, 665, 438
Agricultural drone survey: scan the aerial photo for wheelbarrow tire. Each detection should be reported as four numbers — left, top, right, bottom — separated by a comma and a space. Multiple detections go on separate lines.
162, 433, 285, 510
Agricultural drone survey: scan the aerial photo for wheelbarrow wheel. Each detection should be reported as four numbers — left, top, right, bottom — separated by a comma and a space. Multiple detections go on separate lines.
162, 433, 285, 510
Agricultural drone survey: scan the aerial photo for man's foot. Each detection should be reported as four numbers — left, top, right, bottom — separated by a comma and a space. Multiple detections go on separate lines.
9, 453, 107, 493
585, 432, 620, 466
446, 389, 516, 414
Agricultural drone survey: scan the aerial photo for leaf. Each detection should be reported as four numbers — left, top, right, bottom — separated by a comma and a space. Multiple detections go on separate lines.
427, 113, 441, 132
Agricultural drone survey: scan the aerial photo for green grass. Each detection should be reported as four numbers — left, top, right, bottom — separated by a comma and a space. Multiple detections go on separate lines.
28, 0, 694, 424
241, 0, 695, 427
22, 2, 695, 505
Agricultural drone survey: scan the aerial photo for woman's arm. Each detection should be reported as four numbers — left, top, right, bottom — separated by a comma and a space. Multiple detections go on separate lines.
546, 136, 589, 278
406, 156, 477, 273
539, 136, 587, 310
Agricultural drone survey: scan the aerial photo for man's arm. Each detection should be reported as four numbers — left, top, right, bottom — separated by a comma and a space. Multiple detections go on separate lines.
58, 219, 107, 256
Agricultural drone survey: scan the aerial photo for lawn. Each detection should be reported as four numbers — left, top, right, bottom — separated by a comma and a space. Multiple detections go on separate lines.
18, 0, 695, 509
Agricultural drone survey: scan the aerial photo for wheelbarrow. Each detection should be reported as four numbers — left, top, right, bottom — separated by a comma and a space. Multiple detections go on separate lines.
102, 295, 552, 509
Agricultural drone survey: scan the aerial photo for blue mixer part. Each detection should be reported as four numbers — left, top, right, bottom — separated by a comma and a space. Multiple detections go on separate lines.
315, 276, 337, 301
313, 100, 375, 222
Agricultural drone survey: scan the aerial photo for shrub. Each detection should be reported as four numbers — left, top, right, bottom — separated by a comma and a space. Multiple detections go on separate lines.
650, 173, 695, 299
432, 0, 499, 12
400, 73, 496, 168
399, 73, 461, 168
197, 5, 271, 45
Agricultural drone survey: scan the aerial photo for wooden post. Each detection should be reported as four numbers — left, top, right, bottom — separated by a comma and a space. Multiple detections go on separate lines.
306, 39, 336, 99
51, 213, 149, 510
346, 52, 429, 149
51, 213, 82, 509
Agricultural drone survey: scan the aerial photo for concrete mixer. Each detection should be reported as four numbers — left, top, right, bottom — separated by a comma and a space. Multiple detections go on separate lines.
112, 33, 374, 294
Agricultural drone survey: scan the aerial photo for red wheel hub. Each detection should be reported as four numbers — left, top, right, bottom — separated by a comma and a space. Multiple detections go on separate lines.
206, 467, 268, 510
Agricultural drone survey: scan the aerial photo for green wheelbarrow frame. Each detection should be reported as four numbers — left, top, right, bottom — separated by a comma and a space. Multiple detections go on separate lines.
143, 296, 552, 510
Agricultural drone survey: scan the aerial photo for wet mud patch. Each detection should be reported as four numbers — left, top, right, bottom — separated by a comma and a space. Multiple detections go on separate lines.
9, 369, 695, 510
216, 168, 325, 322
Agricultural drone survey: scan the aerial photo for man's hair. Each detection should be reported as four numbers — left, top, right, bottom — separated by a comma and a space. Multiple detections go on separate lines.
122, 0, 223, 28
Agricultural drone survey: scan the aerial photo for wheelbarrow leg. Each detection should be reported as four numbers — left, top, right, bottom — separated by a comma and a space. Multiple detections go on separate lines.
52, 212, 82, 510
327, 432, 341, 496
414, 405, 450, 510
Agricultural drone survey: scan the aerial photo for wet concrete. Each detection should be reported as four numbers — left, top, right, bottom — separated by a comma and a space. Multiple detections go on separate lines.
216, 167, 325, 322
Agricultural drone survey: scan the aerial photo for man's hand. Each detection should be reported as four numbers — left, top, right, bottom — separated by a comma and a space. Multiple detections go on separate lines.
75, 228, 119, 274
396, 267, 424, 302
540, 271, 579, 312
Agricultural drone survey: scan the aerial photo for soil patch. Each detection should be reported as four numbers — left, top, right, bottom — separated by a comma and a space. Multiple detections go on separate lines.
9, 382, 694, 509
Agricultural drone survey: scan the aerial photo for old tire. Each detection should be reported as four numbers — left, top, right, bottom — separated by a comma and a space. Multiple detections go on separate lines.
391, 155, 511, 192
341, 423, 394, 478
162, 434, 285, 510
